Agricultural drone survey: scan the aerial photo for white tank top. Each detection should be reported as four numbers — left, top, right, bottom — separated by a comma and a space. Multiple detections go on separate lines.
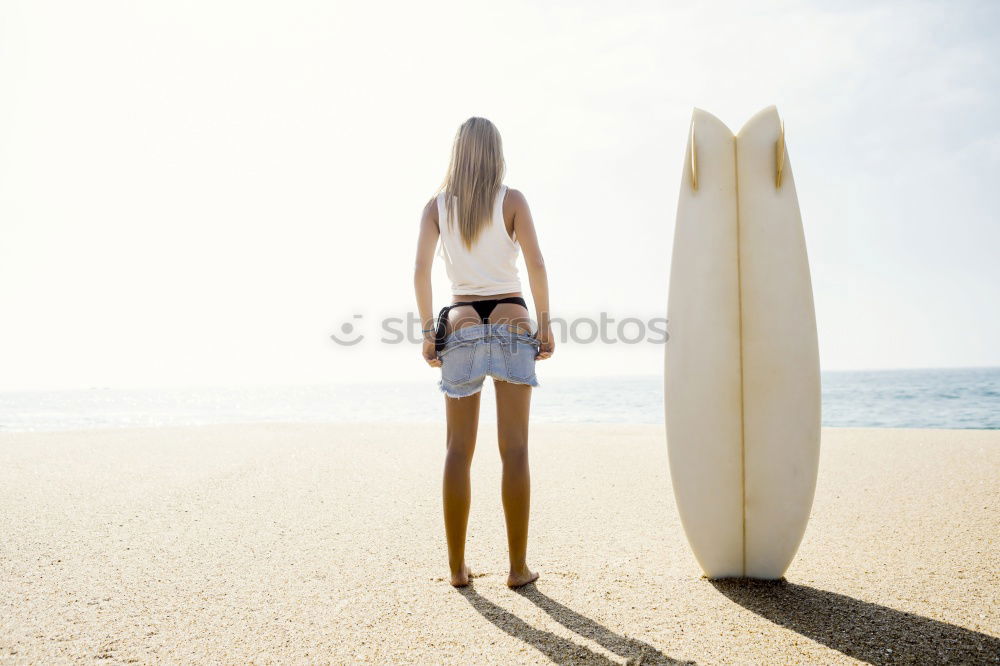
436, 184, 522, 296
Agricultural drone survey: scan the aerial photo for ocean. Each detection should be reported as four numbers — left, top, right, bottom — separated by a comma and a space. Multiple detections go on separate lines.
1, 367, 997, 432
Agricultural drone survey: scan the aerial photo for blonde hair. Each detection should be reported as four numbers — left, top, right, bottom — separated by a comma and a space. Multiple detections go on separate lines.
439, 117, 506, 250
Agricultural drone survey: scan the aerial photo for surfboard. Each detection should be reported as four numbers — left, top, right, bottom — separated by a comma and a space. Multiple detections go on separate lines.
664, 106, 821, 579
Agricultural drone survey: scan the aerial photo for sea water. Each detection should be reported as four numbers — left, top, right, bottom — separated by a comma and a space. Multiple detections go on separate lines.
0, 368, 997, 432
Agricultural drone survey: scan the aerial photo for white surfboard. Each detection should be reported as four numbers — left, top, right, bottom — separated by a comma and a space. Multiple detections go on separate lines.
664, 106, 821, 579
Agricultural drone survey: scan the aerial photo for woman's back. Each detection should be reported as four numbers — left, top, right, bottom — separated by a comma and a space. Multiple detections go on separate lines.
436, 184, 522, 297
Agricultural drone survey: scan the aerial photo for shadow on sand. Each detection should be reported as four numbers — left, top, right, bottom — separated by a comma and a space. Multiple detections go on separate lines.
459, 582, 692, 665
458, 577, 998, 664
712, 578, 999, 665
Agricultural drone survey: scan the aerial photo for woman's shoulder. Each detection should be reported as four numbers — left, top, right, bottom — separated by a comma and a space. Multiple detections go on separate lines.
502, 186, 530, 214
421, 193, 441, 228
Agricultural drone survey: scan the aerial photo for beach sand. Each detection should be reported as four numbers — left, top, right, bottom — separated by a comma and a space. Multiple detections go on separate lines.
1, 423, 997, 664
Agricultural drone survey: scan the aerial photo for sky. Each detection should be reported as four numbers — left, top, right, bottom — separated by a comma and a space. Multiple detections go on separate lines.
1, 0, 998, 390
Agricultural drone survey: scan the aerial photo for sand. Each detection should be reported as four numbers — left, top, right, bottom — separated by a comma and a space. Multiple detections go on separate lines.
0, 423, 997, 664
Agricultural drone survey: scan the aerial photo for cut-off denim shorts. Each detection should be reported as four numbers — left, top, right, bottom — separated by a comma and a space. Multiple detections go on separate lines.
438, 323, 541, 398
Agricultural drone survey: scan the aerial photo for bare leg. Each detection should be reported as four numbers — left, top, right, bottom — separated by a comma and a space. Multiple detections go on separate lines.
495, 378, 539, 588
442, 308, 483, 587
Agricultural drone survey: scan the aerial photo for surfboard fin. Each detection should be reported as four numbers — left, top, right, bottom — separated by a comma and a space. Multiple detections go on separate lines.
690, 122, 699, 191
775, 119, 785, 189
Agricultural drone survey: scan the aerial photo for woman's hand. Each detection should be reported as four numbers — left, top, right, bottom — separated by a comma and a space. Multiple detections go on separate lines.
423, 334, 441, 367
535, 324, 555, 360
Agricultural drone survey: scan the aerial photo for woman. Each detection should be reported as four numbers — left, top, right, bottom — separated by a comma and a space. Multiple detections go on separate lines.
413, 117, 554, 589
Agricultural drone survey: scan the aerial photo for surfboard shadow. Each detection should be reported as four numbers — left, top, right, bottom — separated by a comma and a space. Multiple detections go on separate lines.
711, 578, 999, 664
458, 583, 691, 665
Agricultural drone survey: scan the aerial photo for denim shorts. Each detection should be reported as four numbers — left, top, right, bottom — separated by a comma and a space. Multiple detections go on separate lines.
438, 323, 541, 398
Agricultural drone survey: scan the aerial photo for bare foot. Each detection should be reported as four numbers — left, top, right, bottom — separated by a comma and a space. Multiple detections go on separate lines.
506, 567, 539, 589
450, 564, 471, 587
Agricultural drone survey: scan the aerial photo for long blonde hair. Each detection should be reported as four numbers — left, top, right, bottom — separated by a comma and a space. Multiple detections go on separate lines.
439, 117, 506, 250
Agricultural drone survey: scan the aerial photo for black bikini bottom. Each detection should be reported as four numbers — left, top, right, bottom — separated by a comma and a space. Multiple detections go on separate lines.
434, 296, 528, 353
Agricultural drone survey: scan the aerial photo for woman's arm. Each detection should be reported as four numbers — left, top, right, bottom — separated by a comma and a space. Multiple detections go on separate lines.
509, 189, 554, 360
414, 197, 442, 366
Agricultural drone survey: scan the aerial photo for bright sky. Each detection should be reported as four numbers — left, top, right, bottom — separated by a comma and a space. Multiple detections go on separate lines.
1, 0, 998, 390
